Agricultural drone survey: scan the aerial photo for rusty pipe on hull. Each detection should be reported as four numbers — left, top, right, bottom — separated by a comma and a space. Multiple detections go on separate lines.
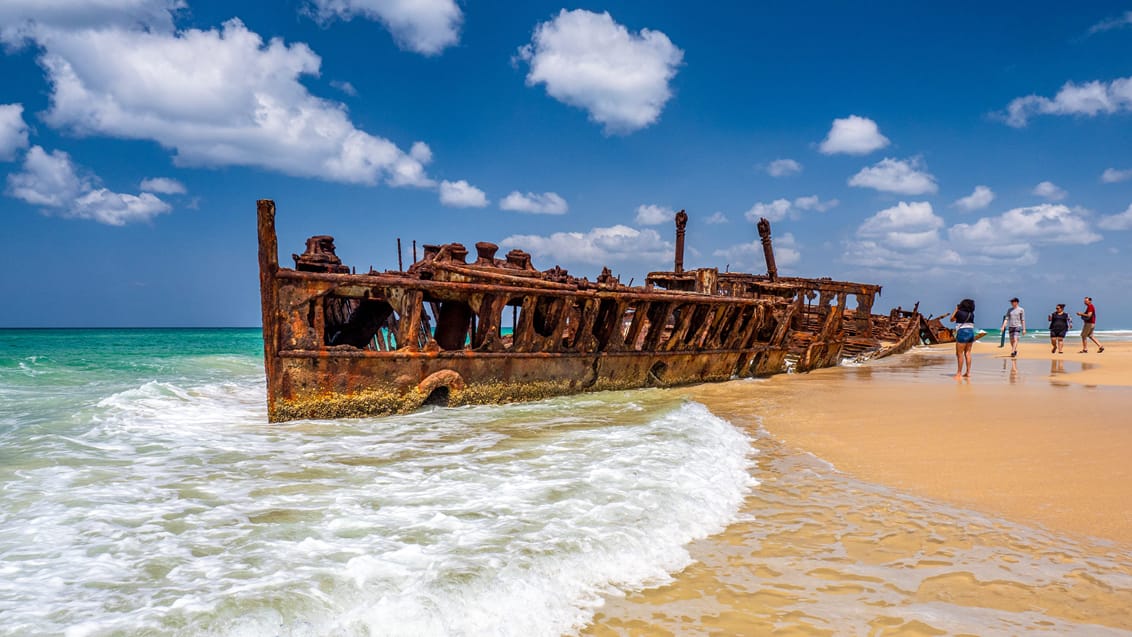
674, 210, 688, 274
757, 217, 778, 282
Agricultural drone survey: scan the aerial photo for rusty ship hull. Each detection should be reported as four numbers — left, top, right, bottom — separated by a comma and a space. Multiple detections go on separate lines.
258, 200, 933, 422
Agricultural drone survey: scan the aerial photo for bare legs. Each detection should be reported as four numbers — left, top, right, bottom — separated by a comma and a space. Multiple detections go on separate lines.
954, 342, 973, 378
1051, 336, 1064, 354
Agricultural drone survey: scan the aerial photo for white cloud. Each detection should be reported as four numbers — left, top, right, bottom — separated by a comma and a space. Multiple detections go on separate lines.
0, 103, 29, 161
744, 199, 792, 223
818, 115, 890, 155
704, 211, 728, 224
634, 204, 674, 225
6, 145, 170, 225
10, 14, 434, 188
516, 9, 683, 135
843, 201, 964, 270
1032, 181, 1067, 201
953, 185, 995, 211
1088, 11, 1132, 35
848, 157, 938, 195
1003, 76, 1132, 127
139, 177, 186, 194
438, 179, 487, 208
1101, 168, 1132, 183
305, 0, 462, 55
330, 79, 357, 96
714, 232, 800, 270
1098, 204, 1132, 230
499, 191, 568, 215
949, 204, 1101, 247
0, 0, 183, 46
765, 158, 802, 177
743, 195, 837, 223
792, 195, 839, 212
502, 225, 672, 266
858, 201, 943, 235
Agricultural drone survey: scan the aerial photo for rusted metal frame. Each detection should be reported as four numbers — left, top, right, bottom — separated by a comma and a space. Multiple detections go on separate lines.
278, 345, 781, 359
257, 199, 281, 417
470, 293, 507, 351
595, 300, 629, 352
569, 297, 601, 352
643, 302, 676, 351
512, 295, 540, 353
724, 305, 759, 350
702, 304, 737, 350
663, 303, 698, 352
276, 268, 781, 307
855, 292, 875, 338
623, 301, 650, 351
542, 297, 571, 353
687, 305, 719, 350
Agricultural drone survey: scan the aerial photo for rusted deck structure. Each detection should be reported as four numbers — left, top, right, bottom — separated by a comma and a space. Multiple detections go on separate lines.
258, 199, 929, 422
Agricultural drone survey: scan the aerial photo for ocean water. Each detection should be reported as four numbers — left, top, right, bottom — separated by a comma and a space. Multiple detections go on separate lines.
0, 329, 755, 637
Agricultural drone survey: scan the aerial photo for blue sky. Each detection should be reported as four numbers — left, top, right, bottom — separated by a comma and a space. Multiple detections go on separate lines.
2, 1, 1131, 328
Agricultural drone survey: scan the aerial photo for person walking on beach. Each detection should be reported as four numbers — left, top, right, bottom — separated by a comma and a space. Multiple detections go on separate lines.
1001, 298, 1025, 358
1076, 296, 1104, 353
1048, 304, 1071, 354
950, 298, 976, 377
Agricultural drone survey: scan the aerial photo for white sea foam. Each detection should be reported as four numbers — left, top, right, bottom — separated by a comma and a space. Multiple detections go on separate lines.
0, 378, 756, 637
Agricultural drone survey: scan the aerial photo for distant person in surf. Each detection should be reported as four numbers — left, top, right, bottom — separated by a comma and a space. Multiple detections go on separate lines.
1076, 296, 1104, 353
950, 298, 976, 378
1047, 304, 1071, 354
1001, 297, 1025, 358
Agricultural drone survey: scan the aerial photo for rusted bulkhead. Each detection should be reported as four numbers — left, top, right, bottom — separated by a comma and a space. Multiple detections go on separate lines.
258, 201, 929, 422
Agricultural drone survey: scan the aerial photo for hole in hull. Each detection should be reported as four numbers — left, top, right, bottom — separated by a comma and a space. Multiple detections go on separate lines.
423, 386, 450, 407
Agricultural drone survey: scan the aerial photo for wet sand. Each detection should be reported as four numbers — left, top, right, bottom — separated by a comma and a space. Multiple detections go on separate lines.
586, 340, 1132, 635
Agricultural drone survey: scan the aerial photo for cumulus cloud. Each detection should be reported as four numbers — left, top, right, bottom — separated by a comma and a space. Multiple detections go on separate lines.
1088, 11, 1132, 35
1032, 181, 1067, 201
1101, 168, 1132, 183
848, 157, 938, 195
499, 191, 568, 214
7, 145, 170, 225
305, 0, 462, 55
765, 158, 802, 177
438, 179, 488, 208
953, 185, 995, 211
704, 211, 728, 224
949, 204, 1101, 247
139, 177, 186, 194
1003, 76, 1132, 127
502, 225, 672, 266
743, 195, 838, 223
843, 202, 960, 269
818, 115, 890, 155
0, 103, 29, 161
714, 232, 800, 270
516, 9, 683, 135
0, 0, 184, 45
634, 204, 675, 225
5, 10, 435, 188
1098, 204, 1132, 230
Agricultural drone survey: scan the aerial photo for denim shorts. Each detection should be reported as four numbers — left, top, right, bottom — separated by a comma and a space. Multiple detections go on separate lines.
956, 327, 976, 343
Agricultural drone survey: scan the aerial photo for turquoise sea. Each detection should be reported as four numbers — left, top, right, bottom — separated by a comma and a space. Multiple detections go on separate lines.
5, 328, 1132, 636
0, 328, 753, 636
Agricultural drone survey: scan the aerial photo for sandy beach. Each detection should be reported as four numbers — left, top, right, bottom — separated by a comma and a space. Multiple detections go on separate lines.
587, 339, 1132, 635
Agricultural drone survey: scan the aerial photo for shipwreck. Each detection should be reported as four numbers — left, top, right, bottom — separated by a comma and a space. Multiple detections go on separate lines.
257, 200, 945, 422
